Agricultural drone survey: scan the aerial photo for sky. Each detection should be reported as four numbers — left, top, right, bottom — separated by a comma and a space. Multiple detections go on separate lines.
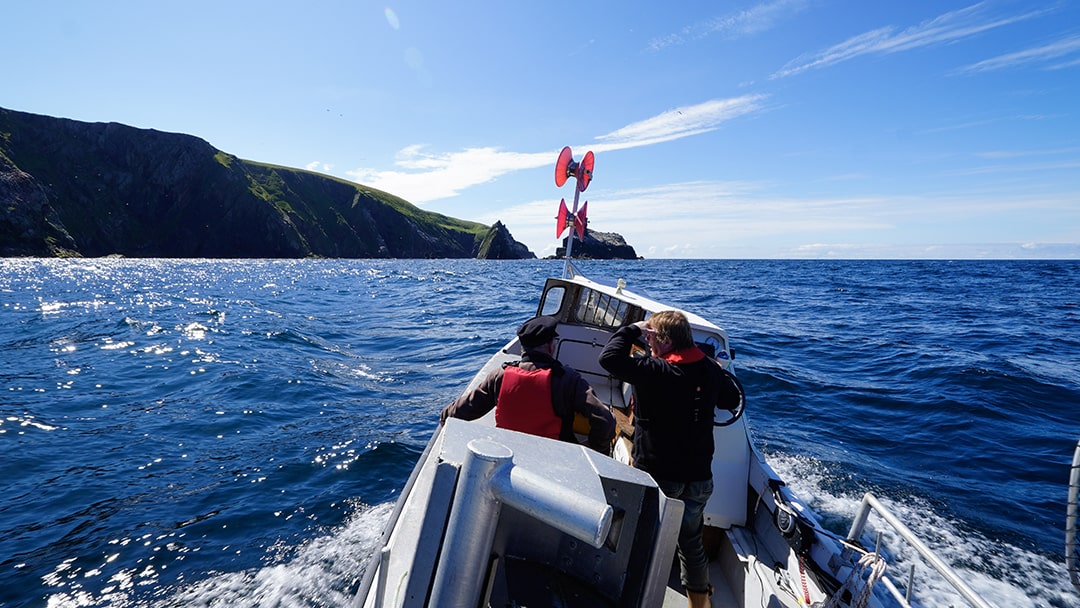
4, 1, 1079, 259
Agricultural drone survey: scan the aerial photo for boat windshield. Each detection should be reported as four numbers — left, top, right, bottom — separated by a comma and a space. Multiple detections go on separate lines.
576, 288, 633, 330
540, 279, 643, 331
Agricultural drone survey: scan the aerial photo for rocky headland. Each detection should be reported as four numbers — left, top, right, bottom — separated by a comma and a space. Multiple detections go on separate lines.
0, 107, 636, 260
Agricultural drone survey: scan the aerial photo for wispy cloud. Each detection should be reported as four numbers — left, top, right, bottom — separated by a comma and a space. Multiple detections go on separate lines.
945, 158, 1080, 176
1050, 56, 1080, 69
346, 95, 768, 203
593, 95, 768, 150
647, 0, 808, 51
955, 34, 1080, 73
974, 146, 1080, 159
916, 118, 1002, 135
772, 3, 1050, 79
346, 147, 551, 204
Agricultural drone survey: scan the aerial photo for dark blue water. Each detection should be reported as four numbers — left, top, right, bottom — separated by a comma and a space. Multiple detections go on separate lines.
1, 258, 1077, 607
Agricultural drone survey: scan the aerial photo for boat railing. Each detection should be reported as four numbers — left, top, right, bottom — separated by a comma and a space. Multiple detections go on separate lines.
1067, 437, 1080, 593
847, 492, 994, 608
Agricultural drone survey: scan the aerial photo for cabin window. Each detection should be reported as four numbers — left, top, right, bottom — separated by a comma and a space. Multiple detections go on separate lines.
539, 286, 566, 317
574, 288, 632, 330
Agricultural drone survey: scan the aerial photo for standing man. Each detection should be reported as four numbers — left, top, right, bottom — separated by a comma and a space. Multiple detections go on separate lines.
599, 310, 741, 608
441, 316, 615, 455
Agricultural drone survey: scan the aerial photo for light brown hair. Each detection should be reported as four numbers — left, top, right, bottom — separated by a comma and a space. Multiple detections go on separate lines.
646, 310, 694, 351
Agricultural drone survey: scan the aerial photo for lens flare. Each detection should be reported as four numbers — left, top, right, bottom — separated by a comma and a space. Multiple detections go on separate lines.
384, 7, 400, 30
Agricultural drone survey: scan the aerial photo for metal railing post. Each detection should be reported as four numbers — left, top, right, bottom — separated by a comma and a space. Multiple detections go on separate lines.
1067, 438, 1080, 592
846, 492, 994, 608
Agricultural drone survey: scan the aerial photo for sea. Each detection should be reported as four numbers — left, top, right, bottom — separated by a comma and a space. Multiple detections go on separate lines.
1, 258, 1078, 608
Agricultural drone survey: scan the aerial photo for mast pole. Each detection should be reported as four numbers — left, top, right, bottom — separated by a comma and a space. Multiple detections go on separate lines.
562, 186, 582, 278
553, 147, 594, 279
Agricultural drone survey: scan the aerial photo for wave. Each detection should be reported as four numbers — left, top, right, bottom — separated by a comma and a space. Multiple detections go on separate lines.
42, 502, 393, 608
767, 452, 1079, 607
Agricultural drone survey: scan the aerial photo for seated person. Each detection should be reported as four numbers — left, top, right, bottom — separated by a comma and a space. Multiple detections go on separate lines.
440, 316, 615, 455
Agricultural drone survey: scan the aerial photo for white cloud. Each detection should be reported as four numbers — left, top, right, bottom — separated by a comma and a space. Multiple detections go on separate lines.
955, 35, 1080, 73
772, 3, 1049, 79
345, 96, 767, 204
594, 95, 767, 150
944, 158, 1080, 176
786, 242, 1080, 259
481, 180, 1080, 259
647, 0, 809, 51
346, 147, 552, 203
481, 181, 895, 258
1048, 56, 1080, 70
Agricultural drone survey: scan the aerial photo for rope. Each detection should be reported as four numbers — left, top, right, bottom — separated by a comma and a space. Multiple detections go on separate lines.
822, 551, 887, 608
798, 556, 811, 605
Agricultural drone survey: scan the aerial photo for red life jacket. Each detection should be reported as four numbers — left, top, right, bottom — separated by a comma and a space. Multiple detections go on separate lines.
495, 365, 561, 440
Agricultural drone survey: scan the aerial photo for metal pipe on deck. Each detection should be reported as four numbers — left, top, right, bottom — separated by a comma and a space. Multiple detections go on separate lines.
492, 465, 613, 549
429, 439, 613, 607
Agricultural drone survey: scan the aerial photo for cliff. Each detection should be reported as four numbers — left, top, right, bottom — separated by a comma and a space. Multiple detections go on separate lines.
556, 228, 641, 260
0, 107, 533, 259
476, 221, 536, 259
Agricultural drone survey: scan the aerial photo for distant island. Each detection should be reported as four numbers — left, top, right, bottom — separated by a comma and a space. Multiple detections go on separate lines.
552, 229, 641, 260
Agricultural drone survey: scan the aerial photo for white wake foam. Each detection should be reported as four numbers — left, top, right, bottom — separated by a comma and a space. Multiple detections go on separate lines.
767, 452, 1079, 607
45, 502, 393, 608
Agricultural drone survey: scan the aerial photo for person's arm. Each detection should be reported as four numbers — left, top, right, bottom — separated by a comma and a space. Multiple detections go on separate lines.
577, 383, 616, 454
599, 323, 648, 381
440, 368, 500, 423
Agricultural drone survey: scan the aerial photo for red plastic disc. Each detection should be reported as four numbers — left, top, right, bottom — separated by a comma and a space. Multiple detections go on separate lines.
574, 201, 588, 239
578, 151, 595, 190
555, 146, 572, 187
577, 151, 595, 192
556, 199, 569, 238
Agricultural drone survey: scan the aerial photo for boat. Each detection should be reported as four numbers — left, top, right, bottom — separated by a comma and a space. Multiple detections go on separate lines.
351, 148, 996, 608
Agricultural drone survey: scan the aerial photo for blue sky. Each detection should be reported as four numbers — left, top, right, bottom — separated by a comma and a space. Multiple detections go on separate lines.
5, 1, 1079, 258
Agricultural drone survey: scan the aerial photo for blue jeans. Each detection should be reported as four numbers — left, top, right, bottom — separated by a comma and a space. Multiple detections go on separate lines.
657, 478, 713, 593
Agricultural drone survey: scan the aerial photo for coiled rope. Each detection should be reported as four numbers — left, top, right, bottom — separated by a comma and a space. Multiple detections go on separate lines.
822, 551, 887, 608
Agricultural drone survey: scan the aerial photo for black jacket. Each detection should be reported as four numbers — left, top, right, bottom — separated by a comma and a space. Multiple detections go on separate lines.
599, 325, 728, 482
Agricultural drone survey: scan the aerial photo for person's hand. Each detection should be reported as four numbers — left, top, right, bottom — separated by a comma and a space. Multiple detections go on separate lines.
632, 321, 654, 337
